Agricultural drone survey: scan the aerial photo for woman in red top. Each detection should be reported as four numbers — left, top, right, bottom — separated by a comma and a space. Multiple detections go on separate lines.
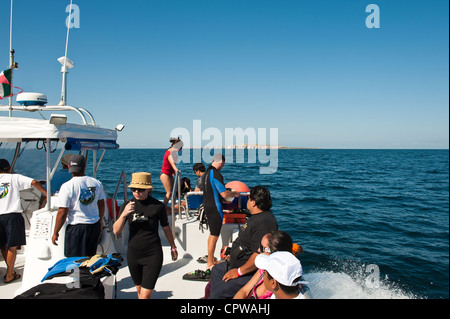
160, 137, 183, 205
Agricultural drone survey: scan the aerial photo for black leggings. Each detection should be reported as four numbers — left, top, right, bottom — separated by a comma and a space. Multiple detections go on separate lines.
127, 246, 163, 290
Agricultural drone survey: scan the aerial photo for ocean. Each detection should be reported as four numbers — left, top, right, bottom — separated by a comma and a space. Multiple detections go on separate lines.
94, 148, 448, 299
6, 146, 448, 299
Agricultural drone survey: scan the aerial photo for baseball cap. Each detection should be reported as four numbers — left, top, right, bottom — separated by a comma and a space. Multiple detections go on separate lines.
255, 251, 307, 286
68, 155, 86, 173
0, 159, 11, 171
61, 154, 73, 166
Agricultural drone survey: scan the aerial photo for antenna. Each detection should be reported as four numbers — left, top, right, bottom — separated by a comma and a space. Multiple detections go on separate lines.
8, 0, 15, 116
58, 0, 75, 106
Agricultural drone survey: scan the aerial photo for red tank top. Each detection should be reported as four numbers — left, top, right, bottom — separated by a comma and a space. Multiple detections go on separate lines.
161, 150, 175, 175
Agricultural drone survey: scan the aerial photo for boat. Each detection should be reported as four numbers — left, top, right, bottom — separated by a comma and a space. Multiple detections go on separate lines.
0, 2, 239, 298
0, 92, 123, 298
0, 2, 309, 300
0, 0, 123, 298
0, 113, 240, 299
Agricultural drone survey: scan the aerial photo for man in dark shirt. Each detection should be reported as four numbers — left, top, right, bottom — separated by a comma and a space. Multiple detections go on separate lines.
208, 186, 278, 299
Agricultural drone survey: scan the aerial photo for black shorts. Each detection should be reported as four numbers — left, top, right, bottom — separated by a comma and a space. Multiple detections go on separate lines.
0, 213, 26, 249
205, 206, 223, 236
65, 221, 101, 257
127, 246, 163, 290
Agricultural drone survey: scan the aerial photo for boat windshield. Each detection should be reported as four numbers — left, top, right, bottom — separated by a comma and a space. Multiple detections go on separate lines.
0, 141, 60, 180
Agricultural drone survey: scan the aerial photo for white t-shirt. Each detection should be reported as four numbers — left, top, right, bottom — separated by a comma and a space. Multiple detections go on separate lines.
0, 173, 34, 215
58, 176, 106, 225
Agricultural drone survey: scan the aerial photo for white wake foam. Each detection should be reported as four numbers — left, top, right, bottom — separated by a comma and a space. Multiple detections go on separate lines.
303, 271, 417, 299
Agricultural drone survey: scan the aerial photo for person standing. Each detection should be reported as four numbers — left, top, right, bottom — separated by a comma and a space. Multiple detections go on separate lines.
160, 137, 183, 206
51, 155, 105, 258
0, 159, 47, 283
203, 154, 239, 271
113, 172, 178, 299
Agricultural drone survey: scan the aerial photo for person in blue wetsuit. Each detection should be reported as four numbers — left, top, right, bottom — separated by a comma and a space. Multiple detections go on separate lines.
203, 154, 239, 271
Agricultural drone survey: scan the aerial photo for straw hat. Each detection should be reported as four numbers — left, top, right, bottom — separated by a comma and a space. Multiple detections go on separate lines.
128, 172, 153, 189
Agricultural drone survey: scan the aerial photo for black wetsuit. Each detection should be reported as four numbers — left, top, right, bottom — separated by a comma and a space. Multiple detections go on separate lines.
120, 196, 168, 290
203, 165, 227, 236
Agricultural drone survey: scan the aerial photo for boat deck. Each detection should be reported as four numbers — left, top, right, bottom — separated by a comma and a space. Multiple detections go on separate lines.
0, 213, 240, 299
0, 250, 25, 299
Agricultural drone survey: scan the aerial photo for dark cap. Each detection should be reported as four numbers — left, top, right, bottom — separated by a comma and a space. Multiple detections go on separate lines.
68, 155, 86, 173
0, 159, 11, 171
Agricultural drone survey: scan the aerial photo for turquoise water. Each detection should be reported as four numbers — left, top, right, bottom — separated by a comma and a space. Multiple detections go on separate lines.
5, 147, 449, 298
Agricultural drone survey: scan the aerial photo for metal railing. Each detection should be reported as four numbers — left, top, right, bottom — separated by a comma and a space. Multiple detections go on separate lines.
171, 170, 182, 239
111, 171, 128, 225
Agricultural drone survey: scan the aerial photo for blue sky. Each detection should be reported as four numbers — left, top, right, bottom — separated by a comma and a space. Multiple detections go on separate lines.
1, 0, 448, 149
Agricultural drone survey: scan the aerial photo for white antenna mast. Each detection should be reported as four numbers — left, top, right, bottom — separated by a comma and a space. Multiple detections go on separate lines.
8, 0, 16, 117
58, 0, 75, 106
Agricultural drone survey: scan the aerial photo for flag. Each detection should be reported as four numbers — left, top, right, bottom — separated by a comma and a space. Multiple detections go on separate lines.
0, 69, 23, 100
0, 69, 12, 99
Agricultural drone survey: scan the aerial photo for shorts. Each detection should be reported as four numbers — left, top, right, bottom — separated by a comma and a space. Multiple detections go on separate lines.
0, 213, 26, 249
208, 261, 254, 299
205, 206, 223, 237
127, 246, 163, 290
65, 221, 101, 257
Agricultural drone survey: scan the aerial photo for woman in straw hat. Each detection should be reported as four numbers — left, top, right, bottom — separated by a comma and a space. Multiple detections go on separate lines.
113, 172, 178, 299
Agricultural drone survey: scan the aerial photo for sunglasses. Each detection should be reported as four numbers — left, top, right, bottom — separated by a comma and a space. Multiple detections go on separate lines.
259, 244, 271, 254
131, 188, 147, 193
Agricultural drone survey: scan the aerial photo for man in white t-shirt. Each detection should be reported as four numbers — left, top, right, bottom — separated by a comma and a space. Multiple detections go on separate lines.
0, 159, 47, 283
51, 155, 105, 257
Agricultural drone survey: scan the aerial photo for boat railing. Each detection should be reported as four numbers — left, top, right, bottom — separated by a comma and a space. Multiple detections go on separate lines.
0, 104, 96, 126
110, 171, 128, 237
171, 170, 183, 239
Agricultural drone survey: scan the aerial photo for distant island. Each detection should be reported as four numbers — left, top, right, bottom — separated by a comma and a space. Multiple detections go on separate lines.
190, 144, 320, 149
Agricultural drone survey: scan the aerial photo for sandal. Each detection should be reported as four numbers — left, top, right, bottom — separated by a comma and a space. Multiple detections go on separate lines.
182, 269, 211, 281
196, 255, 217, 264
4, 272, 21, 284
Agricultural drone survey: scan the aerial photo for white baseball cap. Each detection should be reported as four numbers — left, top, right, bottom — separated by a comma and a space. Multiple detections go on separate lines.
255, 251, 307, 286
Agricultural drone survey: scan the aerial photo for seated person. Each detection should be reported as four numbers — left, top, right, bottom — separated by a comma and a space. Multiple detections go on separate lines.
207, 186, 278, 299
192, 163, 206, 191
254, 251, 310, 299
40, 154, 72, 207
50, 154, 73, 193
169, 163, 205, 214
233, 230, 303, 299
